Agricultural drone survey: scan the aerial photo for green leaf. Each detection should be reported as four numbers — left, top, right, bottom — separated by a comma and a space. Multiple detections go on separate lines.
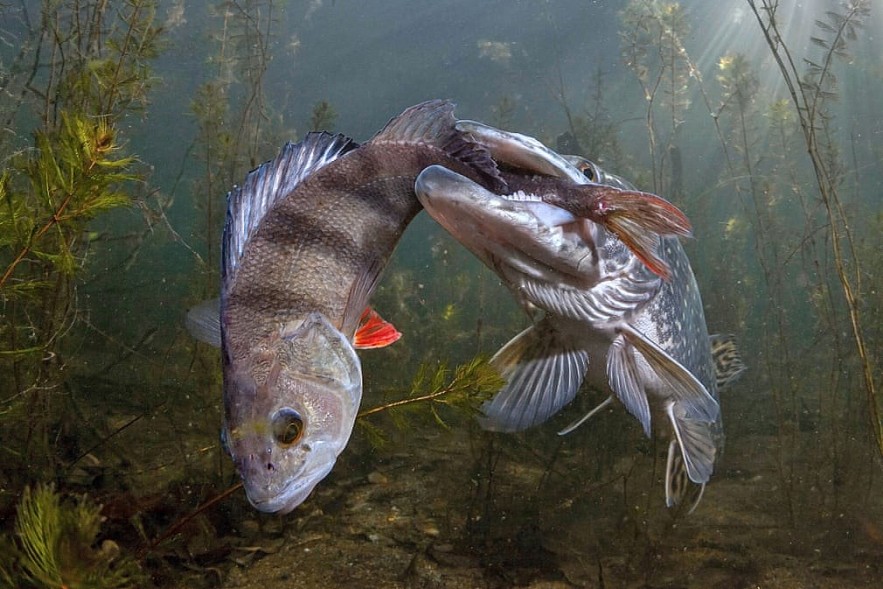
814, 19, 836, 33
86, 191, 131, 215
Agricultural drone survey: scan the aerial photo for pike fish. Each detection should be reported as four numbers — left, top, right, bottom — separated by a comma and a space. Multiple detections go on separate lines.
187, 100, 502, 513
416, 121, 744, 508
449, 121, 693, 280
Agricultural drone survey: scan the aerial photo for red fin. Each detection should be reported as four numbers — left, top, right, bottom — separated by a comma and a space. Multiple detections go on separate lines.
607, 217, 672, 279
543, 185, 692, 279
587, 187, 693, 280
595, 189, 692, 280
353, 307, 402, 349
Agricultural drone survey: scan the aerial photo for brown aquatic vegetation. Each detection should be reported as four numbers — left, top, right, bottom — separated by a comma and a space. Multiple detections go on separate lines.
746, 0, 880, 460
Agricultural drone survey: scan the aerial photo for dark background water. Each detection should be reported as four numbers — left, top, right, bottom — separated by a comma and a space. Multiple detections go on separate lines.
1, 1, 881, 587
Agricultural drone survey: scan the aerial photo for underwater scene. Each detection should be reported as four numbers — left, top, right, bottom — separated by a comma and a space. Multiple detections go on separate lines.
1, 1, 881, 587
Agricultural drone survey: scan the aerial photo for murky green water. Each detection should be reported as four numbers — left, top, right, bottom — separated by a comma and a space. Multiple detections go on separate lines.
1, 1, 881, 587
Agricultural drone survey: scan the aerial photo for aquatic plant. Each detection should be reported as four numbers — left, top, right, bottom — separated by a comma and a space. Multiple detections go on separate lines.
309, 100, 338, 131
190, 0, 286, 279
0, 0, 162, 481
714, 48, 812, 522
357, 356, 504, 447
680, 0, 883, 525
559, 67, 626, 173
0, 484, 143, 589
745, 0, 880, 460
619, 0, 692, 195
490, 95, 517, 129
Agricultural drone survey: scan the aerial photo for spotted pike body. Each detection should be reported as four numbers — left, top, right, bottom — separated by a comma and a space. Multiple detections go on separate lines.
417, 121, 744, 509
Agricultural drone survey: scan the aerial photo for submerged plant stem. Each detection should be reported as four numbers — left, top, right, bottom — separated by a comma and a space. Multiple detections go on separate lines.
358, 387, 459, 418
747, 0, 881, 457
0, 192, 74, 290
138, 481, 244, 560
358, 357, 501, 422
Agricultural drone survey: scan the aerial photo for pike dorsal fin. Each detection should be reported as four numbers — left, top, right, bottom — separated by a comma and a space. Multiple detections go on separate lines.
371, 99, 506, 192
222, 133, 357, 284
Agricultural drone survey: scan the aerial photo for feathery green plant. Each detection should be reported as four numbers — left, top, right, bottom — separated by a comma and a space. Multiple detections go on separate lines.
0, 484, 143, 589
357, 356, 504, 447
1, 115, 135, 292
0, 0, 161, 486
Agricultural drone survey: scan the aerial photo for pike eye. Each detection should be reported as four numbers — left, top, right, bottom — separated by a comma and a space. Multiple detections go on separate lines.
579, 162, 596, 181
272, 409, 304, 446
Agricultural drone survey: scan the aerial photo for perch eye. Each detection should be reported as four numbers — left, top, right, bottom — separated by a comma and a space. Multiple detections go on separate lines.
272, 409, 304, 446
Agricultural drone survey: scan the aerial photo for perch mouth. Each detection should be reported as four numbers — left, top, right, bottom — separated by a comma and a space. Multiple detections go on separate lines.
240, 443, 338, 514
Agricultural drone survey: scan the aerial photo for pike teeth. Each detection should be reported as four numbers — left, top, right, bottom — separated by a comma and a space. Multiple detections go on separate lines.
503, 190, 544, 203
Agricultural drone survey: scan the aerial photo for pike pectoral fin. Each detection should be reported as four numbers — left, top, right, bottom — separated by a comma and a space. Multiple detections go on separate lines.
710, 333, 747, 390
606, 334, 652, 437
185, 298, 221, 347
621, 324, 720, 422
480, 318, 589, 432
282, 312, 362, 407
353, 307, 402, 349
666, 402, 716, 485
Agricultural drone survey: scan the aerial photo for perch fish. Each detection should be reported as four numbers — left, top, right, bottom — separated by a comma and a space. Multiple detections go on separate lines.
187, 100, 502, 513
